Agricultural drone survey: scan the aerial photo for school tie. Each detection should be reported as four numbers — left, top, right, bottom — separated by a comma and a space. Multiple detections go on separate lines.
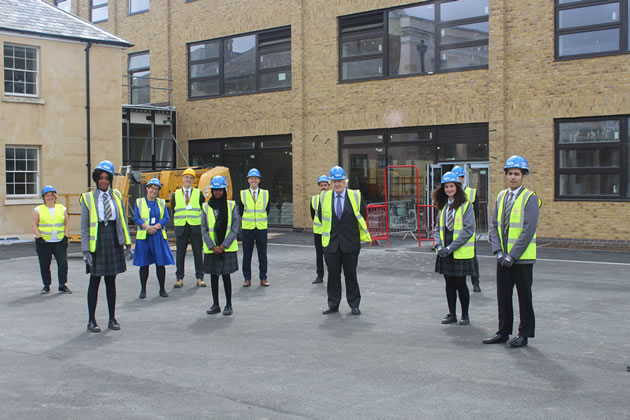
336, 194, 342, 220
446, 205, 454, 231
184, 189, 190, 205
503, 191, 514, 231
102, 192, 112, 225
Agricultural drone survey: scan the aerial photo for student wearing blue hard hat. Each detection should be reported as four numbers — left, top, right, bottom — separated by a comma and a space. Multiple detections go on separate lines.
432, 171, 476, 326
310, 175, 330, 284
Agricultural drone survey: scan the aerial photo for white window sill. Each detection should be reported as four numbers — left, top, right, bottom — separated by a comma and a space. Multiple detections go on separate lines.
3, 96, 45, 105
4, 198, 42, 206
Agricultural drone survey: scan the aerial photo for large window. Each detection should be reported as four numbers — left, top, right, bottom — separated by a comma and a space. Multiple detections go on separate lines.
3, 44, 39, 96
555, 0, 630, 59
128, 52, 150, 104
130, 0, 149, 15
90, 0, 107, 22
188, 26, 291, 99
5, 146, 39, 197
54, 0, 71, 12
189, 135, 293, 225
556, 117, 630, 199
339, 0, 489, 81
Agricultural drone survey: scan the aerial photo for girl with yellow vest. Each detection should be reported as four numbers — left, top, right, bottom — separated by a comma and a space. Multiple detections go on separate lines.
432, 172, 476, 326
80, 160, 132, 333
132, 178, 174, 299
202, 176, 240, 316
32, 185, 71, 294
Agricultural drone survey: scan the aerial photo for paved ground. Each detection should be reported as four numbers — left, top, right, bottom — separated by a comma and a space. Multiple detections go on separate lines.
1, 231, 629, 419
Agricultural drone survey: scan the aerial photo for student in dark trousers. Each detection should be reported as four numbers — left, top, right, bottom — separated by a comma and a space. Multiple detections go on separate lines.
452, 165, 481, 292
172, 168, 207, 289
432, 172, 476, 326
238, 168, 270, 287
483, 155, 540, 348
310, 175, 330, 284
318, 166, 371, 315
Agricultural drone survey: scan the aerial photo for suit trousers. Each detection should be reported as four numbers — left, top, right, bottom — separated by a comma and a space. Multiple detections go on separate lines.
314, 233, 326, 278
242, 228, 268, 281
496, 263, 535, 337
325, 250, 360, 309
175, 224, 204, 280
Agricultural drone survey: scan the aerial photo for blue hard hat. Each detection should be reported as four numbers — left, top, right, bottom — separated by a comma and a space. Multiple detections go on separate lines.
451, 165, 465, 178
247, 168, 261, 178
41, 185, 56, 197
441, 172, 461, 184
317, 175, 330, 184
95, 160, 115, 175
210, 175, 228, 189
146, 178, 162, 189
328, 166, 347, 181
504, 155, 530, 174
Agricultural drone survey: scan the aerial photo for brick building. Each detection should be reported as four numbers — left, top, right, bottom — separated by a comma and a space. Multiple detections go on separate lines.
47, 0, 630, 247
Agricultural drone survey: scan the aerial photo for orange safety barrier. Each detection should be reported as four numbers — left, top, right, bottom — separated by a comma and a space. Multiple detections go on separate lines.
418, 204, 438, 248
367, 203, 388, 247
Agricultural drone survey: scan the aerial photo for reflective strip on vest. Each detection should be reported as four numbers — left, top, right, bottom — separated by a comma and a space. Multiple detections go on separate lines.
312, 194, 323, 234
320, 189, 371, 247
136, 198, 167, 240
465, 187, 477, 203
173, 188, 202, 226
241, 189, 268, 230
37, 204, 65, 241
203, 201, 239, 254
437, 201, 475, 259
496, 188, 537, 260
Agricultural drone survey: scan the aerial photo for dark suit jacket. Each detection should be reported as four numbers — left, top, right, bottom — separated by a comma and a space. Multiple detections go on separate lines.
320, 190, 367, 254
170, 189, 206, 237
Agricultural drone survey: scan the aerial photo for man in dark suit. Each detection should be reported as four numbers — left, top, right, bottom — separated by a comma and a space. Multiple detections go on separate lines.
318, 166, 371, 315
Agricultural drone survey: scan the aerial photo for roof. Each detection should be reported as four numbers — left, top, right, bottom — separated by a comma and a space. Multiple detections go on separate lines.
0, 0, 131, 47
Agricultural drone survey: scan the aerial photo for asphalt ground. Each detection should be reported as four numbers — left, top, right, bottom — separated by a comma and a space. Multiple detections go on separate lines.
1, 231, 629, 419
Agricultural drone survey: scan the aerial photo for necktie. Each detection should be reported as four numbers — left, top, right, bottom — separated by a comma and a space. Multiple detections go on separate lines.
503, 191, 514, 231
253, 190, 257, 201
336, 195, 343, 220
102, 192, 112, 225
446, 204, 454, 231
184, 189, 190, 205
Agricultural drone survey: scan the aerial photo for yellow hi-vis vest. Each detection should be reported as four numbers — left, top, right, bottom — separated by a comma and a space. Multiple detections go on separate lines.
320, 189, 371, 247
311, 194, 323, 234
437, 201, 475, 259
203, 201, 239, 254
136, 197, 167, 240
496, 188, 538, 260
240, 189, 268, 230
465, 187, 477, 203
81, 189, 131, 252
37, 204, 65, 241
173, 188, 202, 226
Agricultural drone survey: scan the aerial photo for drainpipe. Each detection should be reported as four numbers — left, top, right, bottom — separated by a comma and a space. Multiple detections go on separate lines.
85, 42, 92, 188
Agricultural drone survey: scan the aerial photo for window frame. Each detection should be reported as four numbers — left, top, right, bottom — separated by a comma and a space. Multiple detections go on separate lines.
129, 0, 150, 16
338, 0, 490, 83
90, 0, 108, 23
127, 51, 150, 105
555, 115, 630, 200
555, 0, 627, 60
3, 43, 40, 98
5, 145, 40, 198
54, 0, 71, 12
187, 26, 291, 100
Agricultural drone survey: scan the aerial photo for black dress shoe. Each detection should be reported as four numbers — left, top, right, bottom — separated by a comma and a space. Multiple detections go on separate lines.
223, 305, 233, 316
458, 315, 470, 325
159, 290, 168, 298
139, 289, 146, 299
483, 333, 509, 344
108, 319, 120, 330
87, 321, 101, 333
441, 314, 457, 324
351, 307, 361, 315
508, 335, 528, 348
41, 286, 50, 294
322, 307, 339, 314
312, 277, 323, 284
473, 284, 481, 293
58, 285, 72, 294
206, 304, 221, 315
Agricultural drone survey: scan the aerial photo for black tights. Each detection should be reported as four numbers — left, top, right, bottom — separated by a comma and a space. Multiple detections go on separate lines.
139, 265, 166, 292
444, 275, 469, 317
87, 275, 116, 322
211, 274, 232, 306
